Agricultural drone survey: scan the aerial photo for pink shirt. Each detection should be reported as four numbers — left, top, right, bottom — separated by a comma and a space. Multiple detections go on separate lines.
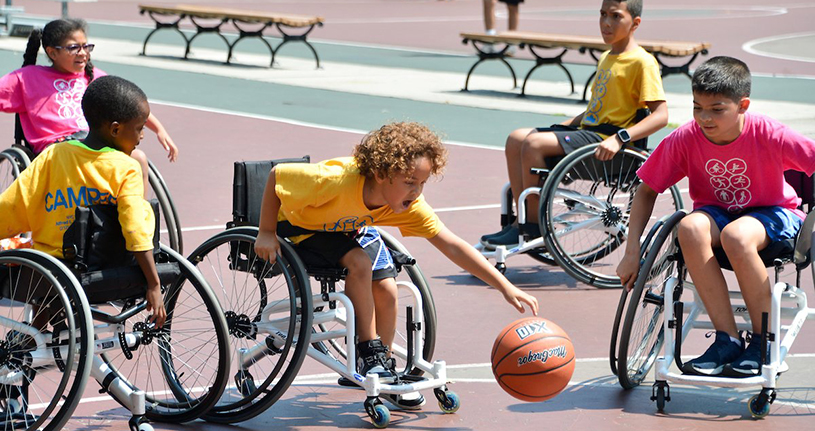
638, 112, 815, 219
0, 65, 106, 154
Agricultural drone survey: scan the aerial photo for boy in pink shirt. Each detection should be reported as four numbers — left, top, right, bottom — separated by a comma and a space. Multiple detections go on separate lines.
617, 56, 815, 377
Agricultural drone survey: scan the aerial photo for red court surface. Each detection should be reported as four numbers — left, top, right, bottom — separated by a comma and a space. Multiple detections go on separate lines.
4, 100, 814, 429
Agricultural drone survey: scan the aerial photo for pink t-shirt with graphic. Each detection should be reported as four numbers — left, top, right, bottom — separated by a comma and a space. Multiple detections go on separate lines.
0, 65, 106, 154
638, 112, 815, 219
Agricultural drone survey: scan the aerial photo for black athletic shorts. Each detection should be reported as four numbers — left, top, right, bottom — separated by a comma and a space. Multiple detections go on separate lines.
290, 226, 398, 280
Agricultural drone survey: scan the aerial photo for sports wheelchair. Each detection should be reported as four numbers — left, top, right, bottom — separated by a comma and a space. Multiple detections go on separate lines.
610, 171, 815, 417
188, 158, 459, 428
0, 202, 231, 430
2, 117, 184, 253
475, 123, 684, 288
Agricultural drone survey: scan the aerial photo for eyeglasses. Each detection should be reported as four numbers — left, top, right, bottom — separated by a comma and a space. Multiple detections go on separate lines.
53, 43, 95, 55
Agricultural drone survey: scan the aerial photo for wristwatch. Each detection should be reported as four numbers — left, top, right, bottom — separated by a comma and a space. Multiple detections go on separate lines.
616, 128, 632, 144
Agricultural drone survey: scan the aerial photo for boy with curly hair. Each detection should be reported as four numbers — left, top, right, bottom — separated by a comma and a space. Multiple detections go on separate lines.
254, 122, 538, 408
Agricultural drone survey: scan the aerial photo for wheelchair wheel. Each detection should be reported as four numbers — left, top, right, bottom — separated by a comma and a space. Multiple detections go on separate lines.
0, 148, 27, 194
539, 145, 684, 288
187, 227, 313, 424
616, 211, 686, 389
147, 160, 184, 254
99, 245, 230, 423
0, 250, 94, 431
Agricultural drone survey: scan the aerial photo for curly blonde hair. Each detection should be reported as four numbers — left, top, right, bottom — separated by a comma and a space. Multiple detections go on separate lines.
354, 122, 448, 179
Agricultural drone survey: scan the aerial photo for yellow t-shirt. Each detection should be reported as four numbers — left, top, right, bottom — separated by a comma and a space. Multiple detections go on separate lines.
274, 157, 444, 242
581, 46, 665, 135
0, 141, 155, 258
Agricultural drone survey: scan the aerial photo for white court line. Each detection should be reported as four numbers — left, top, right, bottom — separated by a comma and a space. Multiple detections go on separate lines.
743, 32, 815, 64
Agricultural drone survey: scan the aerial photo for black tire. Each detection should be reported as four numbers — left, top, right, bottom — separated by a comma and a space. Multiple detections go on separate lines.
188, 227, 313, 424
98, 245, 230, 423
617, 211, 686, 389
147, 161, 183, 254
540, 145, 684, 288
0, 250, 94, 431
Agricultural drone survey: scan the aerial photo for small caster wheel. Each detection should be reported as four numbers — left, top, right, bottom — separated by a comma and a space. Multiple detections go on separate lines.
234, 370, 257, 397
435, 389, 460, 414
655, 386, 666, 412
128, 415, 152, 431
365, 397, 390, 429
748, 394, 770, 419
6, 398, 21, 414
495, 263, 507, 274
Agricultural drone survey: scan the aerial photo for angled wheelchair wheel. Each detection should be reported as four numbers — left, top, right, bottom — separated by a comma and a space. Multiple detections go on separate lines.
0, 148, 27, 194
187, 227, 313, 424
0, 250, 94, 431
98, 245, 230, 423
147, 160, 183, 254
617, 211, 686, 389
540, 145, 684, 288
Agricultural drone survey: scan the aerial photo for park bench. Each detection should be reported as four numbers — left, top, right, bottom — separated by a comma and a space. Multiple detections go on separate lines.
460, 31, 710, 100
139, 4, 324, 68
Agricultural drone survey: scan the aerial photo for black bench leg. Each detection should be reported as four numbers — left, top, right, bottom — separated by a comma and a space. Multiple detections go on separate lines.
581, 70, 596, 103
461, 40, 517, 91
140, 11, 188, 56
185, 16, 230, 60
275, 23, 323, 69
655, 51, 706, 81
521, 46, 574, 97
228, 21, 274, 66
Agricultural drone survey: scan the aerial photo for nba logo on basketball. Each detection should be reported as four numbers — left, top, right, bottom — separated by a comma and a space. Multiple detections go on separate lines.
515, 320, 552, 340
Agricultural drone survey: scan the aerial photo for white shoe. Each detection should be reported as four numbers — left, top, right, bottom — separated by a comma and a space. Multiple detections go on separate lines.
381, 392, 426, 410
506, 45, 518, 57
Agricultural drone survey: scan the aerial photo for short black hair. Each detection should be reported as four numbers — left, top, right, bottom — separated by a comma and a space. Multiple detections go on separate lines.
82, 76, 148, 129
692, 56, 751, 102
611, 0, 642, 19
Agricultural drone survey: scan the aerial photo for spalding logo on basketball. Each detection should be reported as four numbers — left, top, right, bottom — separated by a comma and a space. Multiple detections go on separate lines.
491, 317, 575, 402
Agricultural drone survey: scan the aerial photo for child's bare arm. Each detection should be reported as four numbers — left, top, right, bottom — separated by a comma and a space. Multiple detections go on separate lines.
616, 183, 659, 291
145, 113, 178, 162
427, 227, 539, 315
133, 250, 166, 328
594, 100, 668, 161
254, 167, 281, 263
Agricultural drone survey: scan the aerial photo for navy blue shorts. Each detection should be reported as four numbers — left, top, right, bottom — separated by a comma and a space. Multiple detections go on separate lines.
697, 205, 803, 243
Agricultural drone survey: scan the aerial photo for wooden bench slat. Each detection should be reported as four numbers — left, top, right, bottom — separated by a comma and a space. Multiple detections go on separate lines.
460, 31, 709, 56
139, 4, 324, 27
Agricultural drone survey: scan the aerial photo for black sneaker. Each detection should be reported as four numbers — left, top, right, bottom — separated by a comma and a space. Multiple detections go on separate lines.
380, 392, 426, 410
480, 225, 515, 247
357, 339, 397, 383
724, 333, 767, 378
484, 226, 521, 248
681, 331, 744, 376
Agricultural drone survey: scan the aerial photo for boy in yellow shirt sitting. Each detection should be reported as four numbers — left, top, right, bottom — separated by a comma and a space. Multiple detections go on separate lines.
0, 75, 166, 328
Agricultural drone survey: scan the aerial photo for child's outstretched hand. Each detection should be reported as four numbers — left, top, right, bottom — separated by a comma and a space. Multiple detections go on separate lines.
254, 230, 280, 264
503, 286, 539, 315
156, 129, 179, 162
145, 284, 167, 328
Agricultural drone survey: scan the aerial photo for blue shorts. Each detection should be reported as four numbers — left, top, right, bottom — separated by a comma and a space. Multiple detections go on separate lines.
696, 205, 803, 243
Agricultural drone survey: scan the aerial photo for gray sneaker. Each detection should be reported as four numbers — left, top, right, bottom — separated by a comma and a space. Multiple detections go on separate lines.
380, 392, 426, 410
357, 339, 397, 383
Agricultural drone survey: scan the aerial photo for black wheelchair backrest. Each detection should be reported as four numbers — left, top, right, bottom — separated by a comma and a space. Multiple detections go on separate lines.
232, 156, 310, 227
63, 200, 161, 271
784, 170, 815, 212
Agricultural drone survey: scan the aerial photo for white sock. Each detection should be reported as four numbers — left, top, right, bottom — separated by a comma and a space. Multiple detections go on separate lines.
486, 28, 497, 36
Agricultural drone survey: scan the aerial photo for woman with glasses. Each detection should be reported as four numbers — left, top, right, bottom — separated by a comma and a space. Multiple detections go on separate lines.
0, 18, 178, 190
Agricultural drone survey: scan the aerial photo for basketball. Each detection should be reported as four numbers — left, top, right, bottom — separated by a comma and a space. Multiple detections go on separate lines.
491, 317, 575, 402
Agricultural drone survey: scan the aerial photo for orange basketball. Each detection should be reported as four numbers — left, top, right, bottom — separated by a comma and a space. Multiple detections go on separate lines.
491, 317, 575, 402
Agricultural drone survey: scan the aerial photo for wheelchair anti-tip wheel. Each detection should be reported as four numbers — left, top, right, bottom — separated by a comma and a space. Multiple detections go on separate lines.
616, 211, 687, 389
539, 145, 684, 289
98, 245, 231, 423
188, 227, 314, 424
0, 249, 94, 431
